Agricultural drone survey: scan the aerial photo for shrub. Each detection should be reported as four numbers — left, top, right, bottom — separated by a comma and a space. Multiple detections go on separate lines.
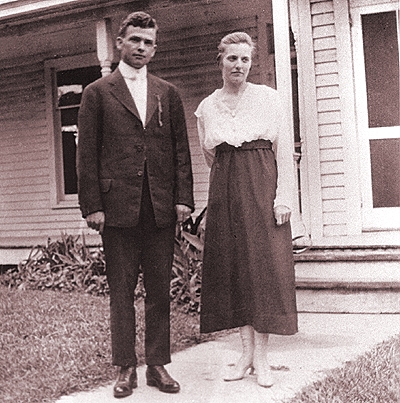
171, 230, 203, 313
0, 212, 206, 311
0, 233, 109, 296
170, 209, 206, 314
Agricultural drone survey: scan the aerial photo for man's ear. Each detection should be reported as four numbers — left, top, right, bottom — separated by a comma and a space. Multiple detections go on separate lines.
150, 44, 157, 58
116, 37, 123, 50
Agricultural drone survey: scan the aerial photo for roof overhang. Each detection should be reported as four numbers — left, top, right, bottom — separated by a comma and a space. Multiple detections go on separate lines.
0, 0, 137, 24
0, 0, 82, 19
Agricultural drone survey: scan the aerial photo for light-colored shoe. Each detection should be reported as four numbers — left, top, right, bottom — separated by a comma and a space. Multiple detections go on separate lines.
253, 331, 274, 388
223, 325, 256, 382
223, 362, 255, 381
254, 366, 274, 388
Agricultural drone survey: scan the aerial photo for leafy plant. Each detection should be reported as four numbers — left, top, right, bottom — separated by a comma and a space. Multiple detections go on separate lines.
0, 212, 206, 310
170, 208, 206, 313
0, 233, 109, 296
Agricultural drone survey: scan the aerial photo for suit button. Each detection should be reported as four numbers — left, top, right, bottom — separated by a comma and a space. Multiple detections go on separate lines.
137, 170, 143, 177
136, 145, 144, 152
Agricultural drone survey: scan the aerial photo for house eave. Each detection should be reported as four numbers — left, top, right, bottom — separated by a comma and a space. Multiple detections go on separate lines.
0, 0, 138, 26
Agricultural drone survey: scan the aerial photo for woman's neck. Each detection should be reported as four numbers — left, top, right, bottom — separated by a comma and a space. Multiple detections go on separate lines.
221, 81, 248, 96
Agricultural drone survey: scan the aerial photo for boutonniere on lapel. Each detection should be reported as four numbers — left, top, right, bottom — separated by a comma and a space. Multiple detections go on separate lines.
155, 94, 163, 127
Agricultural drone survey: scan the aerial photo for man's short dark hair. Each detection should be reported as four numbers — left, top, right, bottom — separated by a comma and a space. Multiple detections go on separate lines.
118, 11, 158, 37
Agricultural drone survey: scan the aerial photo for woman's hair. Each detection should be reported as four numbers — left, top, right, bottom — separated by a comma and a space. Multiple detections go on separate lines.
216, 32, 256, 65
118, 11, 158, 37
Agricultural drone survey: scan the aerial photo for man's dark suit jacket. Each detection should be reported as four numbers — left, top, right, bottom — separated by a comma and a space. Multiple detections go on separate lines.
77, 68, 194, 228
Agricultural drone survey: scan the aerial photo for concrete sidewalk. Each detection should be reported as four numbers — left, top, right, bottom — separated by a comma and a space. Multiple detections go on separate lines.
57, 313, 400, 403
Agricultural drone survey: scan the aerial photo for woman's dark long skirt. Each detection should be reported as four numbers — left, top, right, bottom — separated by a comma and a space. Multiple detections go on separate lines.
200, 140, 298, 335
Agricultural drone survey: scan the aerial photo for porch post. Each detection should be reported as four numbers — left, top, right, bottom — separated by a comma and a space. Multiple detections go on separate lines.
272, 0, 305, 240
96, 18, 114, 77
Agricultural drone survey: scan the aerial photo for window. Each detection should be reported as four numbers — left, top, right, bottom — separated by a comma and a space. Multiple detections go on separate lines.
57, 67, 102, 195
45, 54, 101, 207
362, 10, 400, 209
370, 138, 400, 208
362, 11, 399, 129
352, 5, 400, 229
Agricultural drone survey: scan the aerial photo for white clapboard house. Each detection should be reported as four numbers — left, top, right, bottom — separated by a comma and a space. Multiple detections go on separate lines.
0, 0, 399, 305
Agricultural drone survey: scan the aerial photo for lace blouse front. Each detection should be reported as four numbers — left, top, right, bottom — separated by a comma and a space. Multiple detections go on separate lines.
195, 83, 295, 210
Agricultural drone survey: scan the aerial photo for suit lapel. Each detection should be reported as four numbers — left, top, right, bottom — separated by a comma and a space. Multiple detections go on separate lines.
146, 75, 164, 127
108, 68, 141, 122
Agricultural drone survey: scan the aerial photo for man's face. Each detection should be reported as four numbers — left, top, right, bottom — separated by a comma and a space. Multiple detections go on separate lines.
116, 25, 157, 69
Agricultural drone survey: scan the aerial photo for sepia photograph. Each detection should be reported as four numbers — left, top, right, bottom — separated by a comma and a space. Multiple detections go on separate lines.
0, 0, 399, 402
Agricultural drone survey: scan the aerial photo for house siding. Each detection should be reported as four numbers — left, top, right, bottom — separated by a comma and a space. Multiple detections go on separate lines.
0, 59, 85, 243
0, 13, 100, 246
310, 0, 347, 237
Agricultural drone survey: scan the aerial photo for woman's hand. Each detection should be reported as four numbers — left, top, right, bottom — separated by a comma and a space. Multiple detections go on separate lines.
274, 205, 291, 226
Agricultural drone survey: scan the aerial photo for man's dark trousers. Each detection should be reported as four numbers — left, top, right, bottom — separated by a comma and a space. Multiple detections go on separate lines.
102, 172, 175, 367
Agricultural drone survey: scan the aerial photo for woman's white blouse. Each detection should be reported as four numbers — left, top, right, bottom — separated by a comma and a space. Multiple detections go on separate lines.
195, 83, 296, 211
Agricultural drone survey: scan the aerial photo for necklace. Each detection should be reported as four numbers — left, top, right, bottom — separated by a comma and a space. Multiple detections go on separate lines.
219, 83, 248, 117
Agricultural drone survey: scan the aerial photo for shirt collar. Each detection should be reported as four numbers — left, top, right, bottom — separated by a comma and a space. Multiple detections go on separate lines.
119, 60, 147, 81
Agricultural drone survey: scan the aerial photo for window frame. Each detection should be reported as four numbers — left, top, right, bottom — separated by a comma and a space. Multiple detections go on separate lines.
351, 2, 400, 230
45, 53, 99, 209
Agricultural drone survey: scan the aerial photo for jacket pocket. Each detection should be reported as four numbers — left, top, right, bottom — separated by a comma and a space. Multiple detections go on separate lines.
99, 179, 112, 193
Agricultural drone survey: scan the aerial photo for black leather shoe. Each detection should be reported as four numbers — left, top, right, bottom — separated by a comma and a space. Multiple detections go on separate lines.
113, 366, 137, 398
146, 365, 180, 393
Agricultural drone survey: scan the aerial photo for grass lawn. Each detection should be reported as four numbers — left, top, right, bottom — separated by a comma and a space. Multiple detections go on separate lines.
0, 286, 222, 403
285, 332, 400, 403
1, 286, 399, 403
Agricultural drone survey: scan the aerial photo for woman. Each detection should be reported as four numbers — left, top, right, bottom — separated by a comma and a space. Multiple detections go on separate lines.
195, 32, 298, 388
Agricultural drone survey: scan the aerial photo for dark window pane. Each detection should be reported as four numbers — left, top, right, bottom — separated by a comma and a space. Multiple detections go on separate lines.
370, 138, 400, 208
56, 66, 101, 196
61, 107, 79, 127
62, 131, 78, 195
58, 87, 82, 107
57, 66, 101, 88
362, 11, 399, 128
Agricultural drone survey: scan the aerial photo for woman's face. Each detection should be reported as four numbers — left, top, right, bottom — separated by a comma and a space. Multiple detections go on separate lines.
220, 43, 252, 86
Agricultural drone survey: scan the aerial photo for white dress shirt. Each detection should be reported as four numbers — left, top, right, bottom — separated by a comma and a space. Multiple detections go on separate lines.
119, 60, 148, 126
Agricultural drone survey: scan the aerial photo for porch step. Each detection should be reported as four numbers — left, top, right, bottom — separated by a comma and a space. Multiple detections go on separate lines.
294, 246, 400, 262
296, 289, 400, 313
294, 247, 400, 290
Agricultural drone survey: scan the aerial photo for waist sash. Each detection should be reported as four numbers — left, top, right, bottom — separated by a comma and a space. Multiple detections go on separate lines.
216, 139, 272, 153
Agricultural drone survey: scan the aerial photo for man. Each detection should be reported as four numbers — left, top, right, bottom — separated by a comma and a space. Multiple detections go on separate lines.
77, 11, 194, 398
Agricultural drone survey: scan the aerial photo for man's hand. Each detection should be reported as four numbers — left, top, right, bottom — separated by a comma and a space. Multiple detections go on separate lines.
85, 211, 105, 234
175, 204, 192, 223
274, 205, 291, 226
